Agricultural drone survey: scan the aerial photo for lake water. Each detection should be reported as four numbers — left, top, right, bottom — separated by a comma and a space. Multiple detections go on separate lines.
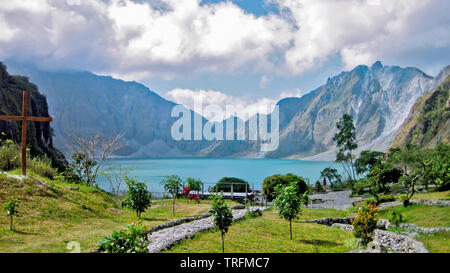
97, 158, 344, 193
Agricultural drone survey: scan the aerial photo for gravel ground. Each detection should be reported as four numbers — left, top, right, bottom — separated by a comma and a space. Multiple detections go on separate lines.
307, 190, 354, 209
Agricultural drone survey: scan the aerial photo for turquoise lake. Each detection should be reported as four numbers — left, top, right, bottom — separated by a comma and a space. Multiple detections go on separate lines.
97, 158, 344, 193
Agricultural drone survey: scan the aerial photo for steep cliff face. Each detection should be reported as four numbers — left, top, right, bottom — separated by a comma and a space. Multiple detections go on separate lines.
0, 62, 66, 170
390, 73, 450, 149
266, 62, 435, 160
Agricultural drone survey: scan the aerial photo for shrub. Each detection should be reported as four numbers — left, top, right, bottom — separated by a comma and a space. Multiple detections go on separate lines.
388, 211, 405, 227
379, 194, 396, 203
3, 197, 19, 231
123, 177, 152, 218
97, 222, 149, 253
0, 138, 20, 171
262, 174, 307, 201
314, 180, 325, 193
352, 204, 378, 246
28, 156, 56, 179
212, 177, 251, 192
365, 197, 378, 206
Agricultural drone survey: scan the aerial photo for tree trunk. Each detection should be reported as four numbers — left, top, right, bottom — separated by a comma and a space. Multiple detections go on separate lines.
173, 194, 176, 215
289, 220, 292, 240
10, 215, 13, 231
221, 232, 225, 253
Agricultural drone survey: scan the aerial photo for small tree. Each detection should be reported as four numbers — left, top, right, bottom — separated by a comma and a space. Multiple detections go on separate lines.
210, 194, 233, 253
187, 177, 202, 194
366, 164, 402, 204
160, 175, 183, 215
3, 198, 19, 231
320, 167, 342, 189
355, 150, 384, 175
388, 211, 405, 228
124, 177, 152, 218
67, 133, 122, 186
262, 173, 307, 201
352, 204, 378, 247
333, 114, 358, 186
101, 166, 134, 198
274, 182, 304, 240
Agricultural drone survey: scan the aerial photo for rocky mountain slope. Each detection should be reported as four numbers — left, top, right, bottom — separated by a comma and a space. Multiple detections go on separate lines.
0, 62, 66, 169
266, 62, 436, 160
390, 73, 449, 148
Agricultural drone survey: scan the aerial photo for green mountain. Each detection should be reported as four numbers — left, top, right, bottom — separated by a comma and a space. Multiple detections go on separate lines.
390, 71, 450, 149
0, 62, 66, 169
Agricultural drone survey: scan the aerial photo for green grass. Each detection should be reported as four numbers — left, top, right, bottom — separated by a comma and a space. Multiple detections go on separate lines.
412, 190, 450, 200
0, 173, 239, 253
379, 204, 449, 228
166, 209, 356, 253
417, 231, 450, 253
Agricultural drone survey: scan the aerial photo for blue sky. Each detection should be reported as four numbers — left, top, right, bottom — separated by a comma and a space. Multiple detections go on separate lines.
0, 0, 449, 115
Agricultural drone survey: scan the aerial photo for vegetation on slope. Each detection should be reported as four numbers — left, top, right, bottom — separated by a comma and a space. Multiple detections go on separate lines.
390, 75, 450, 148
0, 173, 217, 253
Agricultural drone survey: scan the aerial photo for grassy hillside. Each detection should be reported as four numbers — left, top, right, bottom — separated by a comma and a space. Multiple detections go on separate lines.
390, 75, 450, 148
0, 172, 221, 253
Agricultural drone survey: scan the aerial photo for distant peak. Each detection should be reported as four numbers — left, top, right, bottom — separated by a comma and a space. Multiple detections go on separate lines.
371, 61, 383, 70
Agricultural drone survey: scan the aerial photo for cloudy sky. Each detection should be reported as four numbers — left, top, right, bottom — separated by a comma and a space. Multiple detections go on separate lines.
0, 0, 449, 117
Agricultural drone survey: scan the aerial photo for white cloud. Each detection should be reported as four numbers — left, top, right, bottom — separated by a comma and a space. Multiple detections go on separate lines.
166, 87, 305, 121
0, 0, 448, 79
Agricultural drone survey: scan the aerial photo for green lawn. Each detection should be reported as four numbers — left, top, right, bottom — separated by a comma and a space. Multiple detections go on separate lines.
378, 202, 449, 253
166, 209, 357, 253
418, 231, 450, 253
378, 204, 449, 228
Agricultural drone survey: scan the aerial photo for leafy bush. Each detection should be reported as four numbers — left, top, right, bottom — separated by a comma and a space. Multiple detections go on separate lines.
0, 138, 20, 171
3, 197, 19, 231
123, 177, 152, 218
314, 180, 325, 193
97, 222, 149, 253
365, 197, 377, 206
211, 177, 251, 193
388, 211, 405, 227
28, 156, 56, 179
352, 178, 370, 195
262, 173, 307, 201
352, 204, 378, 246
379, 194, 396, 203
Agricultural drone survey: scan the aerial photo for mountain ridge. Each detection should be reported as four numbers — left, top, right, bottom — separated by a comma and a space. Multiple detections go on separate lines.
4, 59, 446, 160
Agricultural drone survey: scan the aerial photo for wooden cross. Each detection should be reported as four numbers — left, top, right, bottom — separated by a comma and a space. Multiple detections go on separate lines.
0, 91, 53, 176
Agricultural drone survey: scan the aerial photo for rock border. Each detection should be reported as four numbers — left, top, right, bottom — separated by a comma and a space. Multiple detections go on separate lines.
378, 199, 450, 209
331, 223, 429, 253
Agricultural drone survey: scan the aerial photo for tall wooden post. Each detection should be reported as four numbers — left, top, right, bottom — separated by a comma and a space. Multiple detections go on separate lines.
21, 91, 28, 176
0, 91, 53, 177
